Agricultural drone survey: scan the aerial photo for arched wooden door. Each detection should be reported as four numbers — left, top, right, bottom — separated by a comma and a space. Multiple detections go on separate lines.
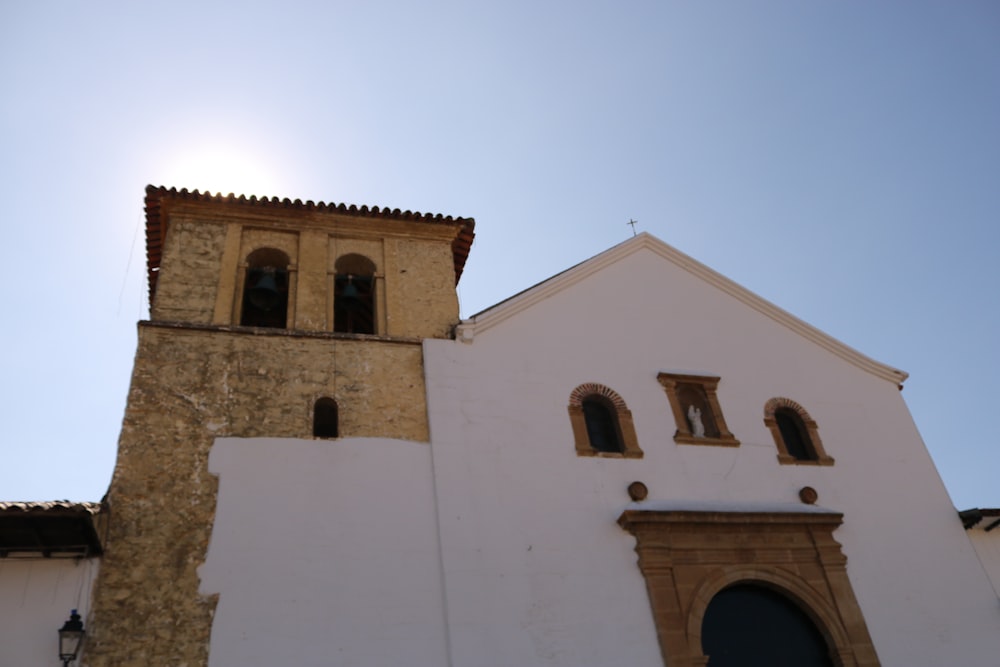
702, 584, 834, 667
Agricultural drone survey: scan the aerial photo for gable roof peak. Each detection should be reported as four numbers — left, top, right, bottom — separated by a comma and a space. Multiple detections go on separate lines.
457, 232, 908, 385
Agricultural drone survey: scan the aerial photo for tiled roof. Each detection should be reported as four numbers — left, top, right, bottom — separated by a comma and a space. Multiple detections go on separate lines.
0, 500, 102, 514
0, 501, 103, 556
144, 185, 476, 305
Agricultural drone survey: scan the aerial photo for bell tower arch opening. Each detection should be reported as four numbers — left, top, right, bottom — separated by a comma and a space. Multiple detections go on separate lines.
240, 247, 290, 328
333, 253, 376, 334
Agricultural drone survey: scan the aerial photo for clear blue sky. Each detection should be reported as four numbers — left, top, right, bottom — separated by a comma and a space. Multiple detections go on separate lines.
1, 1, 997, 508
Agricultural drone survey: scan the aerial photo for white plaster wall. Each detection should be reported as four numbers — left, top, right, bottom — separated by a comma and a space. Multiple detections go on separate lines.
425, 245, 1000, 666
200, 437, 448, 667
967, 528, 1000, 601
0, 556, 99, 667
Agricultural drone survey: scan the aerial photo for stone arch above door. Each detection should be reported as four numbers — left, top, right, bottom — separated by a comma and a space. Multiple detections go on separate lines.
617, 507, 880, 667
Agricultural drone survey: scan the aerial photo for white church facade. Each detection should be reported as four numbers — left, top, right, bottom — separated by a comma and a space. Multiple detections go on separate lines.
1, 188, 998, 666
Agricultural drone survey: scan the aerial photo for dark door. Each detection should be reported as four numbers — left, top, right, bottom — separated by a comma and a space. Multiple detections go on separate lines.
701, 584, 834, 667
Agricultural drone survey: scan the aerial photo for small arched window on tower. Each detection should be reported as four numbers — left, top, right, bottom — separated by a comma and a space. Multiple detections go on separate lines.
334, 254, 376, 334
764, 398, 834, 466
241, 248, 290, 328
568, 383, 643, 458
313, 397, 339, 438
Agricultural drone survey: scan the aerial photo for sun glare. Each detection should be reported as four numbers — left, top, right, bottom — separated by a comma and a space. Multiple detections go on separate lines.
159, 146, 284, 199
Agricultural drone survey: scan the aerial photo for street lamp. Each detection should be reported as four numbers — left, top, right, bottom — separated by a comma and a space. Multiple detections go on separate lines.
58, 609, 85, 666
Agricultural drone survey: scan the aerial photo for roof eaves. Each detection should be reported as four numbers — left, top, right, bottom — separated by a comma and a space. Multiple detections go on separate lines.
959, 508, 1000, 531
0, 501, 104, 557
0, 501, 102, 515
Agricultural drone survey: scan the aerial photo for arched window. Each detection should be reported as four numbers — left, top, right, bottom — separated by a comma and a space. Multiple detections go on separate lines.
582, 396, 623, 453
701, 584, 834, 666
764, 398, 834, 466
775, 408, 812, 461
334, 254, 376, 334
241, 248, 290, 328
568, 383, 642, 458
313, 397, 339, 438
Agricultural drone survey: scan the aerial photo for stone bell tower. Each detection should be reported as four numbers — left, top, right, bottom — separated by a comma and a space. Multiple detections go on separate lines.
83, 186, 474, 666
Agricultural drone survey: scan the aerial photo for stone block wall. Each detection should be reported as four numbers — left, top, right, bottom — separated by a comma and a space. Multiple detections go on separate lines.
151, 219, 228, 324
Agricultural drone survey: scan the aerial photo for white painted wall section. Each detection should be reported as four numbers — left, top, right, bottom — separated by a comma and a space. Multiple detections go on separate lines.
0, 557, 98, 667
425, 239, 1000, 666
967, 525, 1000, 600
200, 437, 447, 667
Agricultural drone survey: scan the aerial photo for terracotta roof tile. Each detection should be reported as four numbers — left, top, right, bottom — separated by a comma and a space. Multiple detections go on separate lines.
144, 185, 476, 305
0, 501, 102, 514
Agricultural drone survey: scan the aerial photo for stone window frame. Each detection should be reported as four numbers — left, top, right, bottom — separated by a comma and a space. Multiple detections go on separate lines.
657, 372, 739, 447
617, 508, 880, 667
568, 383, 642, 458
764, 397, 834, 466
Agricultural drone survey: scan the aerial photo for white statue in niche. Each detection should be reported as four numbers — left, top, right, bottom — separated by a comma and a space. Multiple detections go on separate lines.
688, 405, 705, 438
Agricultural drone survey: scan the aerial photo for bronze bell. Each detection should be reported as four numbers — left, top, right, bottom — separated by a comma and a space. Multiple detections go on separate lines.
248, 270, 281, 310
341, 275, 361, 304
